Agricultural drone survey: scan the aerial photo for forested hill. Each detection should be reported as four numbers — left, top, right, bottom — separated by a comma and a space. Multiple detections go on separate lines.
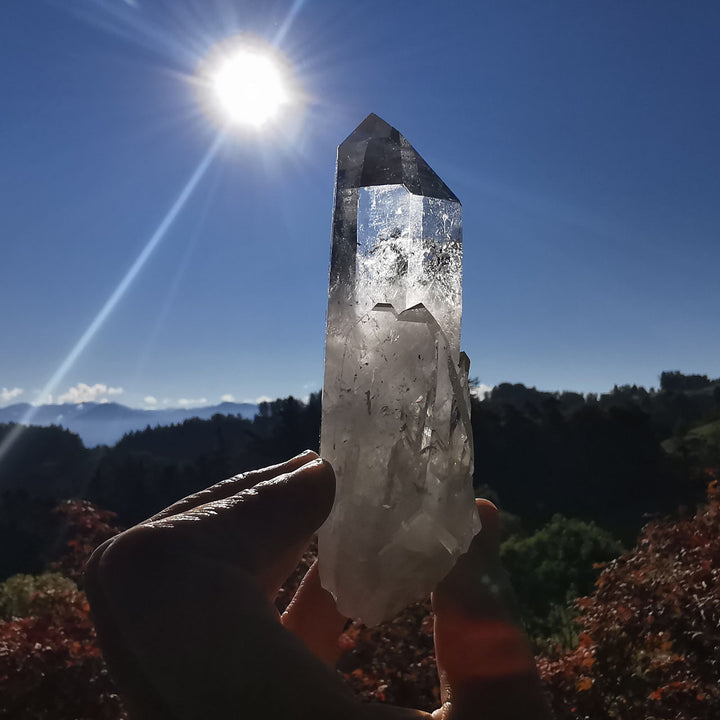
472, 371, 720, 534
0, 400, 258, 447
1, 372, 719, 579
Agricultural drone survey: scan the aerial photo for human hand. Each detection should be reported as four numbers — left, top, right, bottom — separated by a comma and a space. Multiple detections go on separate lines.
86, 451, 549, 719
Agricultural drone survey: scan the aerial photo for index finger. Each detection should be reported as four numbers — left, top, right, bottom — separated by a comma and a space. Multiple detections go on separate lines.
148, 449, 319, 521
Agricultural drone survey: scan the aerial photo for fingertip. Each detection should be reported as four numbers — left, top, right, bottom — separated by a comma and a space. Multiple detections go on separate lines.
296, 455, 335, 489
285, 457, 336, 522
254, 457, 336, 542
281, 561, 347, 667
301, 458, 337, 527
475, 497, 497, 512
292, 449, 320, 462
473, 499, 500, 555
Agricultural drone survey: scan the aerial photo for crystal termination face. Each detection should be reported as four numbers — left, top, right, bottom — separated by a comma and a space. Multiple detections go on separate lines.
318, 114, 480, 626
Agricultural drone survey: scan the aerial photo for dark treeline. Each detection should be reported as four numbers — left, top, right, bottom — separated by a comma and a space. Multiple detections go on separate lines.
1, 371, 719, 580
473, 371, 720, 538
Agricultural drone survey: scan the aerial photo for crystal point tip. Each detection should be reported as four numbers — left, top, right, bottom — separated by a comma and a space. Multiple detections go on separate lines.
336, 113, 460, 203
341, 113, 396, 144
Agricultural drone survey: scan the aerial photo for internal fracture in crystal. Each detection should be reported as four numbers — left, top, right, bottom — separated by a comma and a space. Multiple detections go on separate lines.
318, 114, 480, 626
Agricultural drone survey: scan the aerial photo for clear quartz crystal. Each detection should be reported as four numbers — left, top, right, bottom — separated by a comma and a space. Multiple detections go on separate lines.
318, 114, 480, 626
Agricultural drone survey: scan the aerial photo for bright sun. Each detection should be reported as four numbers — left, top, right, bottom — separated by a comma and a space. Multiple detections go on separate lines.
211, 48, 289, 128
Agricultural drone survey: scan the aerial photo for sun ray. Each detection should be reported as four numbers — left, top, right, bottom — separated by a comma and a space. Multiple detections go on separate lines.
0, 132, 224, 468
273, 0, 307, 46
133, 158, 222, 378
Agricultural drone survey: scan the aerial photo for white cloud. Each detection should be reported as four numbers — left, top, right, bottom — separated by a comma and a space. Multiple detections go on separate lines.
245, 395, 272, 404
57, 383, 124, 404
471, 383, 494, 400
176, 397, 208, 408
220, 393, 235, 403
1, 387, 23, 404
144, 396, 158, 406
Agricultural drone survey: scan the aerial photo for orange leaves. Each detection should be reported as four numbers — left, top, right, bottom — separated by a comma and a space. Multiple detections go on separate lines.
616, 604, 632, 622
50, 500, 123, 584
337, 598, 439, 711
576, 677, 593, 692
338, 630, 358, 650
648, 681, 695, 702
705, 470, 719, 503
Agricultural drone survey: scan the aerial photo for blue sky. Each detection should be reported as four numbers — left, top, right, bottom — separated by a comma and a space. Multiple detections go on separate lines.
1, 0, 719, 409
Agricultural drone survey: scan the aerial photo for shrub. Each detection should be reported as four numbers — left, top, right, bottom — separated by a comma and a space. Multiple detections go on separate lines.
0, 500, 125, 719
538, 472, 720, 719
0, 573, 124, 719
501, 515, 623, 644
0, 572, 77, 620
50, 499, 122, 584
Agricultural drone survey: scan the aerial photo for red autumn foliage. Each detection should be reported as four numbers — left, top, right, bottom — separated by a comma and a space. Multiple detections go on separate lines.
4, 477, 720, 719
0, 500, 125, 719
338, 599, 439, 710
537, 471, 720, 719
50, 500, 123, 584
0, 578, 125, 720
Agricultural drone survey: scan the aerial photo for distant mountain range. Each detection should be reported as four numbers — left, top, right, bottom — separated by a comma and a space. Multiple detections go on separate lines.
0, 401, 259, 447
